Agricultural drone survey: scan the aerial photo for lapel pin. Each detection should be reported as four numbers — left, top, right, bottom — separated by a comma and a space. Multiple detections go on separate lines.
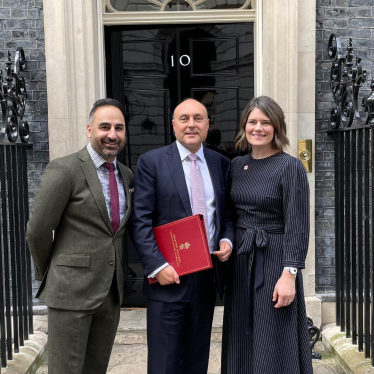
244, 165, 248, 170
129, 187, 134, 194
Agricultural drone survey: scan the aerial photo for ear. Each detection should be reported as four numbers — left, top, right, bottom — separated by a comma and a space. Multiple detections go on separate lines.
87, 123, 92, 140
172, 119, 176, 131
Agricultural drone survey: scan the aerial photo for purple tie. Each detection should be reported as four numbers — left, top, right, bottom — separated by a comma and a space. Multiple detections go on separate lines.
103, 162, 120, 233
187, 153, 209, 238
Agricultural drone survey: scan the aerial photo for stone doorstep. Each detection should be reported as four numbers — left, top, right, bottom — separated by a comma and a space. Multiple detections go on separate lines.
2, 331, 47, 374
115, 306, 224, 345
322, 324, 374, 374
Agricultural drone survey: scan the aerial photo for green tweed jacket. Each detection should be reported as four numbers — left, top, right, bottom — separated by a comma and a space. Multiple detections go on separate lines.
27, 146, 134, 310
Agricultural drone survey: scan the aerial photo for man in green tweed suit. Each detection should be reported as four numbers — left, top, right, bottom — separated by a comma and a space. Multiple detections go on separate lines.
27, 98, 134, 374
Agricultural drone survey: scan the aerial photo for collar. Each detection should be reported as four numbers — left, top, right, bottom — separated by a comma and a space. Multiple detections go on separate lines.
87, 143, 117, 170
176, 140, 206, 164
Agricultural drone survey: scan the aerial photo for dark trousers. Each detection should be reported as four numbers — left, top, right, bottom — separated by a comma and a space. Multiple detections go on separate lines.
147, 269, 216, 374
47, 275, 121, 374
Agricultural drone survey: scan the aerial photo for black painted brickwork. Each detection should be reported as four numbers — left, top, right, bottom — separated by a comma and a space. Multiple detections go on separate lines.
315, 0, 373, 296
0, 0, 47, 303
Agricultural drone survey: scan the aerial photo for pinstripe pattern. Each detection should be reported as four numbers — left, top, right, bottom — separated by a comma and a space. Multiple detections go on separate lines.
221, 152, 313, 374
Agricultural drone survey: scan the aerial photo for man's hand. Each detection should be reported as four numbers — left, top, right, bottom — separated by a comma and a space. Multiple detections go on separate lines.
273, 270, 296, 308
155, 265, 180, 286
213, 240, 232, 262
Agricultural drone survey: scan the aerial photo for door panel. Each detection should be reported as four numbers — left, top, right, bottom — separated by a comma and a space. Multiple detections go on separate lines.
121, 40, 167, 77
105, 22, 254, 307
190, 38, 239, 76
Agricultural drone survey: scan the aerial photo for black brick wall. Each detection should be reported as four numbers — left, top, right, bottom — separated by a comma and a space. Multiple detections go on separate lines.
315, 0, 373, 296
0, 0, 47, 303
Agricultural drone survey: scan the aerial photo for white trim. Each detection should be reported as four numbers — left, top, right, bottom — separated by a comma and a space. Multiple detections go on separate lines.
254, 0, 262, 96
96, 0, 106, 98
102, 9, 256, 25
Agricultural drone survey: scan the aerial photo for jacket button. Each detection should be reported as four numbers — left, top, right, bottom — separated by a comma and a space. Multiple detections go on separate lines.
109, 259, 114, 266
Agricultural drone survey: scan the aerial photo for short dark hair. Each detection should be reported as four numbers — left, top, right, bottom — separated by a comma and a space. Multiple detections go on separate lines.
206, 128, 221, 146
235, 96, 290, 152
89, 98, 124, 126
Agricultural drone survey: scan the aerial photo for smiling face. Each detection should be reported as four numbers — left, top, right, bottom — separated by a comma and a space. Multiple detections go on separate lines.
87, 105, 126, 161
172, 99, 209, 153
245, 107, 275, 152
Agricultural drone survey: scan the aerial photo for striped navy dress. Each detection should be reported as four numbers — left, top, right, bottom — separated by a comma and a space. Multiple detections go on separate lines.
221, 152, 313, 374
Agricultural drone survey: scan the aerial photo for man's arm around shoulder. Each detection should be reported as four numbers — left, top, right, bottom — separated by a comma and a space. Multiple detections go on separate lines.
27, 158, 71, 280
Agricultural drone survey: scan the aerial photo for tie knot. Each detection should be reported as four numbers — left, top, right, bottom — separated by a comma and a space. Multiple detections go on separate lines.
103, 162, 115, 172
187, 153, 199, 162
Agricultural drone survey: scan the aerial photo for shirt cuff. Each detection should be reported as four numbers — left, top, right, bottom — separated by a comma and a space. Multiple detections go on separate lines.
148, 262, 169, 278
220, 238, 233, 250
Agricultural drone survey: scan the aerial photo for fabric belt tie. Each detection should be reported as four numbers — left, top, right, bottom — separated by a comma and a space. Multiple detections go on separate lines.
237, 222, 284, 289
236, 221, 284, 336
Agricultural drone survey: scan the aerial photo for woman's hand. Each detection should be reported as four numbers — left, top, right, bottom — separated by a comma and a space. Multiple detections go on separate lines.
272, 270, 296, 308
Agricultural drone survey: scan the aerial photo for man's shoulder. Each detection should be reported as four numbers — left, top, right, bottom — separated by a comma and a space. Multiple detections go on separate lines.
49, 148, 85, 166
117, 161, 134, 179
45, 148, 89, 180
140, 144, 174, 162
204, 146, 230, 165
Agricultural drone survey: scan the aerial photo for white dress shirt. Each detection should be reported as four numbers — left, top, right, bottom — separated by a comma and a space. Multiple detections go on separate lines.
149, 141, 232, 278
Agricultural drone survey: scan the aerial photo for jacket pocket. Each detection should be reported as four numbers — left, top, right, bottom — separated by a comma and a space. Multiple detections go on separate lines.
56, 254, 90, 268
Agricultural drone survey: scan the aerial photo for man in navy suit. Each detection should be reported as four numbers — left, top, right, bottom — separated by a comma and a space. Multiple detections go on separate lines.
131, 99, 235, 374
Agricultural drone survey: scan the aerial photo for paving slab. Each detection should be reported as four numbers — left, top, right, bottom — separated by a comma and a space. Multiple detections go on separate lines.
35, 308, 345, 374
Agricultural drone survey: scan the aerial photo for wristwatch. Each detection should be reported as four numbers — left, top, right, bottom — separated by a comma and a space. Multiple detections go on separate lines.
284, 266, 297, 275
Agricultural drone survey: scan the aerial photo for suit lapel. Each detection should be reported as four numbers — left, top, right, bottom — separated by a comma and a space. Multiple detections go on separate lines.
79, 148, 113, 234
165, 142, 192, 217
117, 162, 132, 232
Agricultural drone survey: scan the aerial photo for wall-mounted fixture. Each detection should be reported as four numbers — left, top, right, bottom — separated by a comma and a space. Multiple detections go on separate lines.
298, 139, 312, 173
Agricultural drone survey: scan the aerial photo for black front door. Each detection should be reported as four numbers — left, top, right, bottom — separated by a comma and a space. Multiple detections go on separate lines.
105, 22, 254, 306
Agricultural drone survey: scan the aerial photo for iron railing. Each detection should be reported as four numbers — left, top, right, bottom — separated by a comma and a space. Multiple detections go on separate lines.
330, 126, 374, 362
328, 33, 374, 364
0, 142, 33, 369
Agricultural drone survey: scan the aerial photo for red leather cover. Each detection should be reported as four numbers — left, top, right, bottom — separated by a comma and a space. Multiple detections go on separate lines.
148, 215, 212, 284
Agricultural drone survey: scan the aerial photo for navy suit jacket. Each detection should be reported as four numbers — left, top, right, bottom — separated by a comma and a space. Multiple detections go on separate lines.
130, 142, 235, 303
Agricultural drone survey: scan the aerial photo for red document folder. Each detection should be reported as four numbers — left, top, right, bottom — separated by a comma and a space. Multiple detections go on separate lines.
148, 214, 212, 284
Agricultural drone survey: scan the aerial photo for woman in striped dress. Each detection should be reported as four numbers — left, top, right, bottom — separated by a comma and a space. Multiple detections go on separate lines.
221, 96, 313, 374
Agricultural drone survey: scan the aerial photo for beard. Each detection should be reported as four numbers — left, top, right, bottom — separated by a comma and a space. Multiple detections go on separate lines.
90, 134, 124, 160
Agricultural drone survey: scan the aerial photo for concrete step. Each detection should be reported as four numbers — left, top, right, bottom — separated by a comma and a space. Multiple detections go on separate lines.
114, 307, 224, 345
34, 307, 345, 374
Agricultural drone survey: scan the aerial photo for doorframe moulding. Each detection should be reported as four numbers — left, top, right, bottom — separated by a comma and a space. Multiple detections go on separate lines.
102, 10, 256, 25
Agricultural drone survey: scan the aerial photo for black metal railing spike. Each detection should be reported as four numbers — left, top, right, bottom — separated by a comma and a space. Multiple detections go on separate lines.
328, 34, 373, 129
0, 48, 29, 144
0, 142, 33, 369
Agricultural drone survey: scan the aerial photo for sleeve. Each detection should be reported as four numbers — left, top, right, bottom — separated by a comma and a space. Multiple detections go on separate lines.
26, 159, 71, 280
130, 153, 168, 276
221, 158, 236, 246
281, 158, 310, 269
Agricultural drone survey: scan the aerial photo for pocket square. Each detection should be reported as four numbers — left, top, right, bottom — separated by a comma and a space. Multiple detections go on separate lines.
129, 187, 134, 194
